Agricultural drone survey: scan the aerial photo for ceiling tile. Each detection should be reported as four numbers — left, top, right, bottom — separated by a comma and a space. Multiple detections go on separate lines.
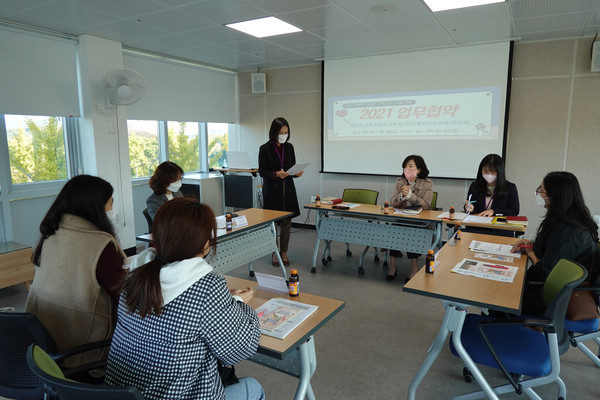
333, 0, 428, 22
510, 0, 598, 20
262, 31, 326, 48
130, 8, 216, 33
75, 0, 167, 19
369, 13, 441, 36
279, 5, 360, 31
520, 28, 590, 42
248, 0, 331, 14
311, 23, 379, 43
434, 2, 511, 27
387, 30, 456, 50
514, 13, 591, 35
178, 0, 267, 25
448, 21, 514, 44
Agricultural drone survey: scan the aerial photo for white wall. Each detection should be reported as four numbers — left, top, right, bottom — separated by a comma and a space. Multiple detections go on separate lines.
239, 37, 600, 239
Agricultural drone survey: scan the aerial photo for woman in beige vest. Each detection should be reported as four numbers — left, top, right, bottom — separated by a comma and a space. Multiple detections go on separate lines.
26, 175, 127, 366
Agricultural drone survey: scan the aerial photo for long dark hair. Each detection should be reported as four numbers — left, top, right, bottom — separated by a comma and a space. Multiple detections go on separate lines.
402, 155, 429, 179
124, 198, 217, 318
149, 161, 184, 195
537, 171, 598, 243
32, 175, 115, 266
268, 117, 290, 143
472, 154, 509, 198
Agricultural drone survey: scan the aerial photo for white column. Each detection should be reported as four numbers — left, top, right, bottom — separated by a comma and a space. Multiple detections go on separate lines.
77, 35, 136, 249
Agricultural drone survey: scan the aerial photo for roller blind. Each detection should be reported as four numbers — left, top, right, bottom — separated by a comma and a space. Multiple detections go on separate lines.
123, 54, 237, 123
0, 28, 80, 116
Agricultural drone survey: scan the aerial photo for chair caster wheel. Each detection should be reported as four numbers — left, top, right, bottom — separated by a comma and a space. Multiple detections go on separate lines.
358, 267, 365, 274
463, 367, 474, 383
383, 261, 388, 269
321, 259, 328, 266
346, 250, 352, 257
249, 271, 255, 277
374, 255, 380, 263
327, 256, 332, 261
311, 267, 316, 273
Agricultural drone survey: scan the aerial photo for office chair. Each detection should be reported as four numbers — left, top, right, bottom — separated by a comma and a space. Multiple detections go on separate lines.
27, 345, 145, 400
142, 208, 153, 233
449, 258, 587, 400
320, 189, 381, 273
0, 312, 109, 400
430, 191, 442, 211
565, 243, 600, 367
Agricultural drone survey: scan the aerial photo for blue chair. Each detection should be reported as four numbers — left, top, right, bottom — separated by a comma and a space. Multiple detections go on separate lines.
449, 258, 587, 400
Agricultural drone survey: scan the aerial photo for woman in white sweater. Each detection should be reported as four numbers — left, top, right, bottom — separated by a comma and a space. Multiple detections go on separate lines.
106, 198, 264, 400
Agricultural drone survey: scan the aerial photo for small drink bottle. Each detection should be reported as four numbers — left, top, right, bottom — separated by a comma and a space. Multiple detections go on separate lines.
449, 206, 455, 221
383, 201, 389, 214
425, 249, 435, 274
315, 195, 321, 207
288, 268, 299, 296
226, 213, 232, 231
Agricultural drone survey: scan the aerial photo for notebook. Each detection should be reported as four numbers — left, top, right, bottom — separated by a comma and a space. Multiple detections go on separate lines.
225, 151, 251, 169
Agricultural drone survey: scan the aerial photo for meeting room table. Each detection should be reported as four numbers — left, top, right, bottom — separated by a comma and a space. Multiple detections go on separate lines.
403, 232, 527, 400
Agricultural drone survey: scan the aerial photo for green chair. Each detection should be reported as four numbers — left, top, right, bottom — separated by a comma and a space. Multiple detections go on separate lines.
27, 344, 144, 400
430, 191, 442, 211
320, 189, 381, 272
450, 259, 587, 400
142, 208, 153, 233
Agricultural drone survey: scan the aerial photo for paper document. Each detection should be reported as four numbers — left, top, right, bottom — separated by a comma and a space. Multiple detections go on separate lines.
254, 272, 289, 295
469, 240, 517, 258
437, 211, 468, 220
473, 252, 515, 263
394, 207, 422, 215
256, 298, 318, 339
286, 162, 310, 176
451, 258, 518, 283
463, 215, 494, 224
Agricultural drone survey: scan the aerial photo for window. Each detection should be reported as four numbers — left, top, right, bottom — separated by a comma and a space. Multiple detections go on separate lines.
5, 115, 67, 184
207, 123, 229, 169
127, 120, 159, 179
167, 121, 199, 173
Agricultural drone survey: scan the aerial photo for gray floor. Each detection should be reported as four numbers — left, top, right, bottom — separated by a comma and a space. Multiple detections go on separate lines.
2, 227, 599, 399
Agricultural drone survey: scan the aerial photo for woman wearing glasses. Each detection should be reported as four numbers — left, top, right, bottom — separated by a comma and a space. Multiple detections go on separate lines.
512, 171, 598, 315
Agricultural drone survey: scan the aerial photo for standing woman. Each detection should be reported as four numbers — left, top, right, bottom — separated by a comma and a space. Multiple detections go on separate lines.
387, 155, 433, 282
146, 161, 184, 220
512, 171, 599, 315
26, 175, 127, 366
106, 198, 264, 400
259, 117, 303, 266
464, 154, 519, 217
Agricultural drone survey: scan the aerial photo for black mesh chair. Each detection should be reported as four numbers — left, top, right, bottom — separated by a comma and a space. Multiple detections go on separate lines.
27, 344, 145, 400
0, 312, 109, 400
143, 208, 153, 233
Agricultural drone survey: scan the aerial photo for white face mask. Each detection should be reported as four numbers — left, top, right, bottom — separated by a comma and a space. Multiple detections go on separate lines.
483, 174, 497, 184
167, 179, 182, 193
106, 209, 118, 225
278, 134, 288, 144
535, 192, 547, 207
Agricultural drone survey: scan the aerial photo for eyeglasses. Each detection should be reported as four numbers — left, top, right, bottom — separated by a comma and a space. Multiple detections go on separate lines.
535, 186, 546, 196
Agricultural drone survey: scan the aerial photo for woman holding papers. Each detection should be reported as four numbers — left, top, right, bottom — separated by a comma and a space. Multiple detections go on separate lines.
106, 198, 264, 400
146, 161, 184, 221
464, 154, 519, 217
387, 155, 433, 282
259, 117, 303, 266
512, 171, 598, 315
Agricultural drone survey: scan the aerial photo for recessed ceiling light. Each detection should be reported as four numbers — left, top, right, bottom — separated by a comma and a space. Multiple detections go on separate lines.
226, 16, 302, 38
423, 0, 505, 12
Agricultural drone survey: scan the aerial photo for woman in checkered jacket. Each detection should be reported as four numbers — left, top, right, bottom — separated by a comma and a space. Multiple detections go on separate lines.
105, 198, 264, 399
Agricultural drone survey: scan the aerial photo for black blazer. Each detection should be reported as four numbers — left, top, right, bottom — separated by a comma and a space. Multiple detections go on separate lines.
258, 141, 300, 218
466, 181, 519, 216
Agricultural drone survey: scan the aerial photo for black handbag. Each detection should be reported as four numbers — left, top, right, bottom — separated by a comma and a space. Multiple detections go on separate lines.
217, 361, 239, 387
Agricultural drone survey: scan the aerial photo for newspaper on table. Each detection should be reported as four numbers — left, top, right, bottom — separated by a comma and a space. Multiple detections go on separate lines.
469, 240, 516, 258
256, 298, 318, 340
451, 258, 518, 283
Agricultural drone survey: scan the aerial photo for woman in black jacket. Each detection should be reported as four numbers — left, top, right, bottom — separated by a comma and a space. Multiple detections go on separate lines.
258, 117, 303, 266
512, 171, 598, 315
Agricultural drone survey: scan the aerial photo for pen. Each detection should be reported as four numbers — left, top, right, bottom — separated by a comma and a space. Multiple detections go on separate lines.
484, 264, 509, 270
257, 311, 264, 318
468, 200, 477, 204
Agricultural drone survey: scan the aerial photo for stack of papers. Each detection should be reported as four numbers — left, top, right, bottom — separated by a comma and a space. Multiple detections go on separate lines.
437, 211, 469, 220
394, 207, 422, 215
256, 298, 318, 339
451, 258, 518, 283
469, 240, 517, 258
463, 215, 494, 224
321, 197, 342, 205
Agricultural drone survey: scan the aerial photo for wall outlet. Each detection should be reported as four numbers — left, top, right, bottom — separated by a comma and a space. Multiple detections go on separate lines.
310, 196, 316, 203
